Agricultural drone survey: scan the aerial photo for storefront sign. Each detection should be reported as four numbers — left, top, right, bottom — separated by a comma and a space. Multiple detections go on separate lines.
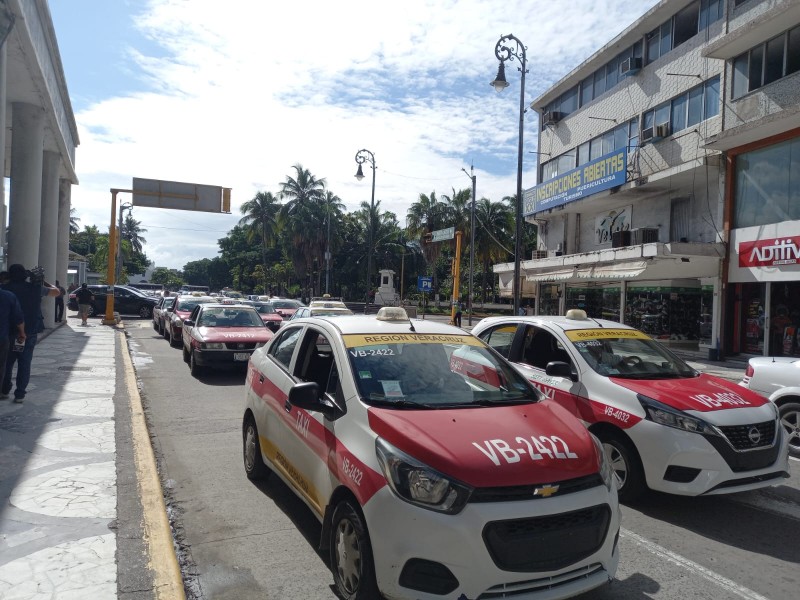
524, 148, 627, 215
739, 235, 800, 267
594, 205, 632, 244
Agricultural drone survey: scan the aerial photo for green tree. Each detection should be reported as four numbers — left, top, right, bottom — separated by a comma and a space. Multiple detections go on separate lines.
122, 214, 147, 254
69, 208, 80, 235
406, 191, 448, 300
475, 198, 513, 303
239, 191, 281, 291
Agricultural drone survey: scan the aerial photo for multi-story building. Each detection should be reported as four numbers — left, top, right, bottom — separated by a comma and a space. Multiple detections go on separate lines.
703, 0, 800, 358
495, 0, 799, 359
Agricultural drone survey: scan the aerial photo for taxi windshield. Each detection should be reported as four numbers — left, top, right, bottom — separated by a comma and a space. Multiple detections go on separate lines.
176, 298, 213, 312
567, 329, 698, 379
343, 334, 539, 408
197, 307, 263, 327
254, 303, 276, 314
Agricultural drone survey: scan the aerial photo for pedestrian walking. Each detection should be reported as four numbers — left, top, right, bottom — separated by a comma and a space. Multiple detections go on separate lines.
0, 288, 26, 402
75, 282, 95, 326
1, 264, 60, 403
54, 280, 66, 322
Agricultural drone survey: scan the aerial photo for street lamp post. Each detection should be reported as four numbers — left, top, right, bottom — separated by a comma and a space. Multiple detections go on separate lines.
354, 148, 376, 310
461, 166, 477, 326
492, 33, 528, 315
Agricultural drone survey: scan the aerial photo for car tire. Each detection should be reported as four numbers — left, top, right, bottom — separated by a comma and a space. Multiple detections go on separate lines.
242, 415, 270, 481
778, 401, 800, 458
600, 432, 646, 503
139, 305, 152, 319
183, 344, 190, 363
189, 350, 202, 377
169, 327, 180, 348
153, 318, 159, 331
330, 500, 379, 600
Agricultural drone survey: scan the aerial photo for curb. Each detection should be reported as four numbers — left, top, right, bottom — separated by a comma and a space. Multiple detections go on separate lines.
118, 329, 186, 599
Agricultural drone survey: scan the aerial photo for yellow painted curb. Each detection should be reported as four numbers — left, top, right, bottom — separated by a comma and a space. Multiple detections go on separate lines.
119, 330, 186, 599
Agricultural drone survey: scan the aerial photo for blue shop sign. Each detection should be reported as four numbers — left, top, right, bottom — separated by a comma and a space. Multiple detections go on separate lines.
524, 147, 627, 216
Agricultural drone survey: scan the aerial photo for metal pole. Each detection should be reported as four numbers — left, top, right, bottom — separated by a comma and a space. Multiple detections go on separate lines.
325, 195, 331, 294
355, 149, 376, 311
463, 166, 477, 326
103, 190, 118, 325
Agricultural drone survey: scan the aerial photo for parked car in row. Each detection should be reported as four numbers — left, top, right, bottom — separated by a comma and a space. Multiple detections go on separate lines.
270, 298, 304, 319
740, 356, 800, 458
164, 295, 215, 347
243, 307, 620, 600
250, 301, 283, 332
181, 303, 273, 376
470, 309, 789, 501
67, 284, 159, 318
152, 295, 176, 335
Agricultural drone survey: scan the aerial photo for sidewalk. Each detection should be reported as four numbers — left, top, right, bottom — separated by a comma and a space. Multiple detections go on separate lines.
0, 318, 180, 600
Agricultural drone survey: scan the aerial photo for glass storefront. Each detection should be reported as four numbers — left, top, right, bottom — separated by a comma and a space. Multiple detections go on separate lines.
538, 284, 561, 315
738, 283, 765, 355
624, 281, 702, 340
769, 282, 800, 356
565, 284, 621, 321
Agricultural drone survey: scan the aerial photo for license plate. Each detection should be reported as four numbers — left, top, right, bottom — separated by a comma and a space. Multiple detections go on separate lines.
233, 352, 250, 361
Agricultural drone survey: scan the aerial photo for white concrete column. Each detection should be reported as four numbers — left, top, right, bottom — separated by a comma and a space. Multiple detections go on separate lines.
57, 179, 71, 288
40, 151, 60, 329
0, 44, 7, 259
8, 102, 45, 267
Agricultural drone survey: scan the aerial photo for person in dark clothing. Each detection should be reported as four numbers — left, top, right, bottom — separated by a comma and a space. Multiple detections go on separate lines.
0, 289, 26, 402
54, 280, 66, 322
75, 283, 95, 326
454, 301, 463, 327
1, 264, 60, 403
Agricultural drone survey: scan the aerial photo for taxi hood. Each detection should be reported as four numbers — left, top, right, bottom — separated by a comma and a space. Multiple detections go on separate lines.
612, 373, 770, 412
197, 327, 273, 343
367, 402, 599, 487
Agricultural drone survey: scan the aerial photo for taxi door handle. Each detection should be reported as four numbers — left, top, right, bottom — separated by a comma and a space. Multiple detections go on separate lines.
259, 374, 265, 383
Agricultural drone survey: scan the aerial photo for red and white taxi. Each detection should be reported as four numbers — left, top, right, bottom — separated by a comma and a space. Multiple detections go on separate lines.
243, 307, 619, 600
471, 310, 790, 501
164, 294, 215, 347
181, 303, 272, 376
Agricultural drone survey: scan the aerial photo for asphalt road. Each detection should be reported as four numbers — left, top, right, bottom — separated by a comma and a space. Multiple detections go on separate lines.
124, 320, 799, 600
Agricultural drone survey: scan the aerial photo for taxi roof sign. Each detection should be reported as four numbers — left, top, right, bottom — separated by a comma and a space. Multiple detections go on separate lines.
376, 307, 409, 321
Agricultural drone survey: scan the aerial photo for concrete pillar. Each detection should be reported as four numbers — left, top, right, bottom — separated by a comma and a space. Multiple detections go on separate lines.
0, 44, 7, 262
57, 179, 71, 288
39, 151, 60, 328
8, 103, 45, 268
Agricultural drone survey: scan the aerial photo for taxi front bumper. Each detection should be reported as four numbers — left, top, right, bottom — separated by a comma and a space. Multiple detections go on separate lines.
363, 484, 620, 600
193, 347, 254, 367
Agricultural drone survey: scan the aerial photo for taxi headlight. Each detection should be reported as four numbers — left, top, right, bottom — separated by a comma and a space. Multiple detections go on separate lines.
637, 394, 715, 435
590, 434, 614, 491
375, 438, 472, 514
255, 342, 266, 348
201, 342, 224, 350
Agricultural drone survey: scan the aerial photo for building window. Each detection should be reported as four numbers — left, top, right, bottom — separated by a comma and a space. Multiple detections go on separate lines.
642, 76, 720, 136
645, 0, 721, 65
734, 136, 800, 228
732, 25, 800, 99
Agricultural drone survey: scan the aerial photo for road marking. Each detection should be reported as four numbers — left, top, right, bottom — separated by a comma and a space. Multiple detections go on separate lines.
621, 528, 771, 600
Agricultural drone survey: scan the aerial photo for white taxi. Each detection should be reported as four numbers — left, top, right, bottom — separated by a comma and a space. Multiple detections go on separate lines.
471, 310, 790, 502
243, 307, 620, 600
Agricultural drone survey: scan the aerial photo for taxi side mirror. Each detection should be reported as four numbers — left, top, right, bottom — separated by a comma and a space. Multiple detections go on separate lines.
184, 320, 195, 327
546, 361, 577, 382
288, 381, 339, 420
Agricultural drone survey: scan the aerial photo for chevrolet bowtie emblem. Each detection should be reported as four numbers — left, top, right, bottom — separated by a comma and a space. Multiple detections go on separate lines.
533, 484, 560, 498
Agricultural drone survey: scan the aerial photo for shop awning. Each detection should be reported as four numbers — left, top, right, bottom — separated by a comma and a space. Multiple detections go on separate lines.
526, 267, 575, 282
575, 261, 647, 280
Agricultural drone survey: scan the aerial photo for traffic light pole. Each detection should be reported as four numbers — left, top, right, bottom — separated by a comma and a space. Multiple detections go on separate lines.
450, 231, 462, 325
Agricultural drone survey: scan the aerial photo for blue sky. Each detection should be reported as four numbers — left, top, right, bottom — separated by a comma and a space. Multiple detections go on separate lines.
49, 0, 658, 270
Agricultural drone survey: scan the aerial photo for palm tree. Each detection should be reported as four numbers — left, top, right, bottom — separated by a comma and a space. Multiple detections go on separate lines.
69, 208, 80, 235
279, 164, 327, 291
239, 191, 281, 288
476, 198, 514, 303
122, 214, 148, 254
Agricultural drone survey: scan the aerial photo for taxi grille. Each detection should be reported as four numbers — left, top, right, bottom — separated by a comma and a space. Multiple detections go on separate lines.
717, 420, 775, 450
482, 504, 611, 572
224, 342, 257, 350
470, 474, 603, 503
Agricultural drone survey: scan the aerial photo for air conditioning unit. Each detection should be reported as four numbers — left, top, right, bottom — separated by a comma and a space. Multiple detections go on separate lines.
631, 227, 659, 244
611, 230, 631, 248
532, 250, 548, 259
542, 111, 563, 127
641, 122, 670, 144
619, 57, 643, 77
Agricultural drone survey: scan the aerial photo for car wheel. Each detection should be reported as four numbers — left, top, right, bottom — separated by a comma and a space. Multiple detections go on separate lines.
170, 327, 180, 348
600, 432, 646, 503
139, 305, 152, 318
153, 318, 159, 331
183, 344, 190, 363
242, 415, 270, 481
778, 401, 800, 459
330, 500, 379, 600
189, 350, 202, 377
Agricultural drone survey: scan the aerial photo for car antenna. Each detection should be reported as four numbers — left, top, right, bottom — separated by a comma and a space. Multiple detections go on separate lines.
409, 320, 416, 332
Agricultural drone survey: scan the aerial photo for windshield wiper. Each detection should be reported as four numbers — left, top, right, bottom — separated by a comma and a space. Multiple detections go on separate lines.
365, 396, 435, 409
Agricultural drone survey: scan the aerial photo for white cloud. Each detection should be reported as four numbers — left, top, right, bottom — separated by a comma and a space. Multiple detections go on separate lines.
69, 0, 658, 269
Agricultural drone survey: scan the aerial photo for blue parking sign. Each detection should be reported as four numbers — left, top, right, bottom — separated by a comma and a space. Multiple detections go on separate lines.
417, 276, 432, 292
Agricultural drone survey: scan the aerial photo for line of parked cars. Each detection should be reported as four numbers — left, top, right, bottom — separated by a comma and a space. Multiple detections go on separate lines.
67, 284, 160, 318
239, 305, 792, 600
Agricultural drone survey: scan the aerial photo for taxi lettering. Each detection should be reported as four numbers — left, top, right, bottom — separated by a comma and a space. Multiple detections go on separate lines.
295, 411, 310, 439
342, 456, 363, 486
530, 381, 555, 400
473, 436, 578, 466
222, 332, 256, 338
603, 405, 631, 423
691, 392, 751, 408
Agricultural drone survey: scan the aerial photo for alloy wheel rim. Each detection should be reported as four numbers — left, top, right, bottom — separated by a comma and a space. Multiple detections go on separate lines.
335, 518, 361, 594
782, 410, 800, 450
603, 443, 627, 488
244, 425, 255, 471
